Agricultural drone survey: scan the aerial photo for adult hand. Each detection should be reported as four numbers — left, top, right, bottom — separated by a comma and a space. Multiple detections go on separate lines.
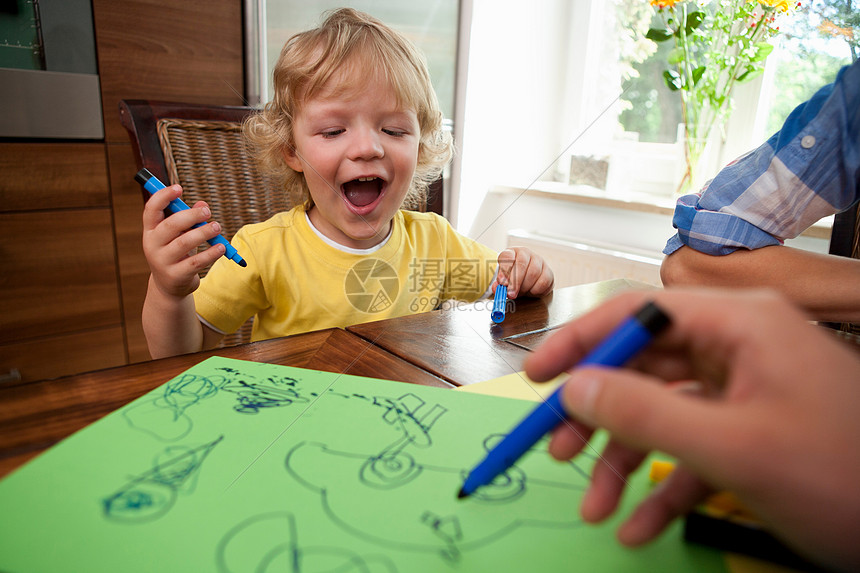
524, 288, 860, 572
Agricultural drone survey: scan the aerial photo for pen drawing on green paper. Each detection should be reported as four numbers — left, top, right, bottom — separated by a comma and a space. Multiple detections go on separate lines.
0, 356, 727, 572
103, 435, 224, 522
283, 389, 592, 562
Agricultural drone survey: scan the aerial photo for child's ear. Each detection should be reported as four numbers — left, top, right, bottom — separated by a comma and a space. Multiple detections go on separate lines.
283, 147, 303, 172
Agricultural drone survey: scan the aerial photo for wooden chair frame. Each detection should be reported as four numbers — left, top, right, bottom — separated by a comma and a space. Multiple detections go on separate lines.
827, 199, 860, 335
119, 100, 289, 348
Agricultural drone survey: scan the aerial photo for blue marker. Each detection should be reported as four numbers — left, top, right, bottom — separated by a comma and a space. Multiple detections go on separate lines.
458, 301, 670, 499
491, 284, 508, 323
135, 168, 247, 268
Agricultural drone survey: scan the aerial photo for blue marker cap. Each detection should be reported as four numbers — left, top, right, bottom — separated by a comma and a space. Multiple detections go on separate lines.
135, 168, 247, 268
491, 284, 508, 323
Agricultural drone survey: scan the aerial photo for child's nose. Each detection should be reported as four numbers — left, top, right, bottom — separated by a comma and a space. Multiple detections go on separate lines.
348, 129, 384, 160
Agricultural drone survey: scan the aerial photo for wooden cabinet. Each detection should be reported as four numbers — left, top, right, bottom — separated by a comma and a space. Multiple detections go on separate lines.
0, 1, 244, 383
93, 0, 244, 365
0, 143, 126, 382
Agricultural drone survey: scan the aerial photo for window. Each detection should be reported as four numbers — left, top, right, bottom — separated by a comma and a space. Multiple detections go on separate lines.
610, 0, 853, 195
245, 0, 459, 119
763, 3, 855, 136
244, 1, 855, 233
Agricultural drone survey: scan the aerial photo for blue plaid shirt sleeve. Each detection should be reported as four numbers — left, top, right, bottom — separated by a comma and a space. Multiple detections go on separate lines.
664, 59, 860, 256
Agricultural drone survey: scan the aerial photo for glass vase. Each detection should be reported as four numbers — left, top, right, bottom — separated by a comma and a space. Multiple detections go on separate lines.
676, 124, 721, 196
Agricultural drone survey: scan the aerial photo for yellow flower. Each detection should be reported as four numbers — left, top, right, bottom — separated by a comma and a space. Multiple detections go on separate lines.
758, 0, 792, 11
649, 0, 683, 8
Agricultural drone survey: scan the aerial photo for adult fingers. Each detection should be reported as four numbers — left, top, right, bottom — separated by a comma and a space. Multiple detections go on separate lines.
525, 288, 800, 385
580, 438, 649, 523
548, 418, 595, 461
560, 365, 724, 468
617, 465, 712, 546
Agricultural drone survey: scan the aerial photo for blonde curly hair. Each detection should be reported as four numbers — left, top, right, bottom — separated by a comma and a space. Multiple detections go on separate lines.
244, 8, 453, 210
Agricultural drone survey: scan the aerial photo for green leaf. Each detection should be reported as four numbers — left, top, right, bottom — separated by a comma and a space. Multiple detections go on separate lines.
691, 66, 706, 85
667, 47, 687, 65
750, 42, 774, 62
685, 11, 705, 33
736, 67, 764, 83
663, 69, 683, 91
646, 28, 674, 42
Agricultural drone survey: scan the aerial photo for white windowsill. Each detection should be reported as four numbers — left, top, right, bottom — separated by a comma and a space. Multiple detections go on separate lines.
490, 182, 833, 241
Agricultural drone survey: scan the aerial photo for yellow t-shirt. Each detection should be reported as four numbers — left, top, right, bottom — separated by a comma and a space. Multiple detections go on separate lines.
194, 207, 498, 341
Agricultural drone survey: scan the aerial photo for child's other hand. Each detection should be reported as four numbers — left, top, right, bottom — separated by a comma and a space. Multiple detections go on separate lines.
494, 247, 554, 298
141, 184, 226, 299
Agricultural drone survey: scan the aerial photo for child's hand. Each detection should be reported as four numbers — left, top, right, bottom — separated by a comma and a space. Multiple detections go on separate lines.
141, 184, 226, 299
494, 247, 554, 298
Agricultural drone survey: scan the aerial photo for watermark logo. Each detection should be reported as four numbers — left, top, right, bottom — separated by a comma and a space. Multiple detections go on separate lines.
408, 258, 494, 295
345, 258, 400, 313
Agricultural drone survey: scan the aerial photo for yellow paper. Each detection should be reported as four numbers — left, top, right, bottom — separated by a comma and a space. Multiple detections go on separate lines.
457, 371, 566, 402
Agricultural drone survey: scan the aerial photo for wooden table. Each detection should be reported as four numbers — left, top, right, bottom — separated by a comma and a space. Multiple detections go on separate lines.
0, 328, 448, 478
348, 279, 652, 386
0, 281, 652, 479
0, 280, 815, 572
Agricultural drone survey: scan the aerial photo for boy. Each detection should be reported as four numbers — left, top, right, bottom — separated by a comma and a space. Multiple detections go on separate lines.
141, 9, 553, 359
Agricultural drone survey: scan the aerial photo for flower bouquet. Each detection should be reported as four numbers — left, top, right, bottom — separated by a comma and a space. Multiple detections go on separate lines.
646, 0, 797, 192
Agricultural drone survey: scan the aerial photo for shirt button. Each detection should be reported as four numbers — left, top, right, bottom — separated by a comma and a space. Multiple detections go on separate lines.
801, 135, 816, 149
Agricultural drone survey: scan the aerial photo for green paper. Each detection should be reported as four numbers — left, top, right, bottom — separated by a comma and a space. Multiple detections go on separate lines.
0, 357, 725, 572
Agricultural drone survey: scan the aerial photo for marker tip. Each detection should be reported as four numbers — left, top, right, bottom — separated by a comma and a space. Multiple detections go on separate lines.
457, 488, 468, 500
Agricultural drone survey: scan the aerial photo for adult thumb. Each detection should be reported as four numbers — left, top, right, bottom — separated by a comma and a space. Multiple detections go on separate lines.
560, 366, 722, 461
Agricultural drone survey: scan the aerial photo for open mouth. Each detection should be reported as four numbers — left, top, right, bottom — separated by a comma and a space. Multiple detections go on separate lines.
342, 176, 384, 208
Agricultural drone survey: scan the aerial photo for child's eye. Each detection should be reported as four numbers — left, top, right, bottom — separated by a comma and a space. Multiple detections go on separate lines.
382, 128, 406, 137
321, 129, 344, 139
